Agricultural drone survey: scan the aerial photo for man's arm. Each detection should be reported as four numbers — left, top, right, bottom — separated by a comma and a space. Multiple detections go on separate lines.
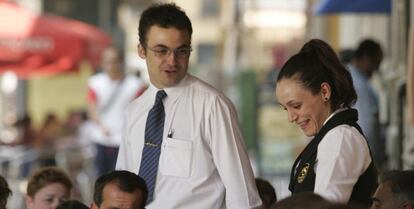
116, 110, 132, 171
208, 96, 262, 209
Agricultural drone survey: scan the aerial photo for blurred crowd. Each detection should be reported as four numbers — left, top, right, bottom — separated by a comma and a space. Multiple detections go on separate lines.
0, 110, 92, 175
1, 111, 91, 171
1, 166, 414, 209
0, 110, 98, 208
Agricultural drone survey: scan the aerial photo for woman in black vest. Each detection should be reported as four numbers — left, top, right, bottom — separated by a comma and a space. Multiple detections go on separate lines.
275, 39, 376, 207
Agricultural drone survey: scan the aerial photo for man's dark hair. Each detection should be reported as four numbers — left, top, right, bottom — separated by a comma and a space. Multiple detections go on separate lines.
0, 175, 11, 209
339, 49, 355, 64
56, 200, 89, 209
93, 170, 148, 209
271, 192, 329, 209
353, 39, 383, 62
256, 178, 277, 207
138, 3, 192, 46
319, 203, 365, 209
379, 170, 414, 204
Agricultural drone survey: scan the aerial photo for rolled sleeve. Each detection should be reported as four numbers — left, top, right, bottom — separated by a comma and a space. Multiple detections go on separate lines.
209, 96, 262, 209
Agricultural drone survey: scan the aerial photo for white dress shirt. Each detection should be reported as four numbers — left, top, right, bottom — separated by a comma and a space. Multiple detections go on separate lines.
116, 74, 262, 209
314, 109, 372, 203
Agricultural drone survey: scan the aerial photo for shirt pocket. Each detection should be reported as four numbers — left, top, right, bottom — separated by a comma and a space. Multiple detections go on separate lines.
160, 137, 193, 178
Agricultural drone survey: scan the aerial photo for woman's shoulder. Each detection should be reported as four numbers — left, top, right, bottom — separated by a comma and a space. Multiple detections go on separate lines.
319, 124, 369, 153
325, 124, 366, 143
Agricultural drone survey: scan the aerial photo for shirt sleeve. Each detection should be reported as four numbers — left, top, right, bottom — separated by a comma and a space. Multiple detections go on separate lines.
87, 87, 97, 104
314, 125, 371, 203
208, 95, 262, 209
116, 108, 132, 171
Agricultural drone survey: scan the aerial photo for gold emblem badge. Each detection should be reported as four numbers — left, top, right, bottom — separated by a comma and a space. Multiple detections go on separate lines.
297, 163, 310, 183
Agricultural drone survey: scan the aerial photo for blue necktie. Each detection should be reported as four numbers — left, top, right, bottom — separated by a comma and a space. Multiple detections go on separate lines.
139, 90, 167, 204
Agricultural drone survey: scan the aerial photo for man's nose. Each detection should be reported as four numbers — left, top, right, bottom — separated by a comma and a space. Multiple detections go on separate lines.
165, 51, 178, 65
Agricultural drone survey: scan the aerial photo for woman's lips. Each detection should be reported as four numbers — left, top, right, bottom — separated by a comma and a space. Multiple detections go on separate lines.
298, 119, 309, 130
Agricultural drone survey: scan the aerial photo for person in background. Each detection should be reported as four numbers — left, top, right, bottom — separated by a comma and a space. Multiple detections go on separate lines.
116, 3, 261, 208
272, 193, 364, 209
370, 170, 414, 209
338, 49, 355, 65
271, 193, 329, 209
275, 39, 376, 207
25, 167, 73, 209
320, 203, 365, 209
0, 175, 11, 209
90, 170, 147, 209
55, 200, 88, 209
87, 46, 147, 176
8, 115, 38, 177
37, 113, 64, 167
256, 178, 277, 209
348, 39, 385, 169
11, 115, 37, 146
318, 203, 367, 209
62, 110, 84, 137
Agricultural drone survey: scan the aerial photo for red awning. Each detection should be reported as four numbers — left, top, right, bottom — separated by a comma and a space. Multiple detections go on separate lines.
0, 2, 112, 78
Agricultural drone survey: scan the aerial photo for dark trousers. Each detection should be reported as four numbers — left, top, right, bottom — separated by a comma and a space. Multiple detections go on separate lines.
95, 143, 119, 176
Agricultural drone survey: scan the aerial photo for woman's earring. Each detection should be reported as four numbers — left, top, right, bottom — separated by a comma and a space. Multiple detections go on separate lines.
324, 97, 328, 101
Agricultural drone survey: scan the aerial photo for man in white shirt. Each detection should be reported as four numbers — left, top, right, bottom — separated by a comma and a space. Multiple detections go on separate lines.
116, 3, 262, 209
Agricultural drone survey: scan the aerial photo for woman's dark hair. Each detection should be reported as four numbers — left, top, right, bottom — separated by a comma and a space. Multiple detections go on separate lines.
277, 39, 357, 110
139, 3, 192, 46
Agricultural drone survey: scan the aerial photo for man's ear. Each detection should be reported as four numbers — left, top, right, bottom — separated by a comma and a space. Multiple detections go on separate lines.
138, 44, 146, 59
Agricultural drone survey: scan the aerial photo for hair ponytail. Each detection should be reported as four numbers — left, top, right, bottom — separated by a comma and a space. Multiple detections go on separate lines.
277, 39, 357, 110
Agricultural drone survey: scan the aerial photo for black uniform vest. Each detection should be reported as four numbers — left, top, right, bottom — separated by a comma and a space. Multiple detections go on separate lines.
288, 108, 377, 207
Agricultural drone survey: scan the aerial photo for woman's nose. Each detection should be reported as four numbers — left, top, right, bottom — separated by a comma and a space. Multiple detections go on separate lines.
288, 111, 297, 123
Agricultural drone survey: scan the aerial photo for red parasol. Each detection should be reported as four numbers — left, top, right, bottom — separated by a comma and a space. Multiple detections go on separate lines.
0, 2, 112, 78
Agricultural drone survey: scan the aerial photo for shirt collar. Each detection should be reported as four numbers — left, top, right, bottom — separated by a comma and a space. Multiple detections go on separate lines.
347, 63, 369, 80
147, 74, 189, 104
323, 107, 348, 125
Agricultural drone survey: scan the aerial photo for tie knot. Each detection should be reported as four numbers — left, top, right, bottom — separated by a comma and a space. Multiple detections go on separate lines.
155, 90, 167, 104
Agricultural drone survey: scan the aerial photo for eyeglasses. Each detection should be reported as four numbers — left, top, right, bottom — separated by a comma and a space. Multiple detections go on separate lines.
144, 45, 192, 58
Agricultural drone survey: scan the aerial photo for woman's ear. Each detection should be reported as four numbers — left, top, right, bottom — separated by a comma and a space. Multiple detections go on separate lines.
320, 82, 332, 101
